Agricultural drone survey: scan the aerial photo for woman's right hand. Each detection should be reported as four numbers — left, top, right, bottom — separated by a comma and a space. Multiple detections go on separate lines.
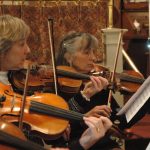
85, 105, 112, 118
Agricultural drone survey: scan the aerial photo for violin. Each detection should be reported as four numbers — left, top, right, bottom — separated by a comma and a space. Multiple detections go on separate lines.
0, 82, 70, 140
0, 82, 128, 140
9, 64, 145, 95
119, 70, 145, 93
0, 119, 46, 150
90, 65, 145, 93
9, 66, 83, 95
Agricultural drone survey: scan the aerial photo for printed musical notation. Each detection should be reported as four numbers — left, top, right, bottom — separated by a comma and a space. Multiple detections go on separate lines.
117, 76, 150, 122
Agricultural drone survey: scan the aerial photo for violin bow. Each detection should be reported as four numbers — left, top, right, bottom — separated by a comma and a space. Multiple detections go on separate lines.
19, 64, 30, 130
48, 18, 58, 95
107, 32, 122, 107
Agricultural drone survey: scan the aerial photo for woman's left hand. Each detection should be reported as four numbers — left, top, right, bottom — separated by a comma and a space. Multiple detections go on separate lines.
85, 105, 112, 118
82, 76, 108, 99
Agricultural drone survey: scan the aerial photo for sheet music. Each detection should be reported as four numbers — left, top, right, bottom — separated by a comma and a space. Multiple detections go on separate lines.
117, 76, 150, 123
146, 142, 150, 150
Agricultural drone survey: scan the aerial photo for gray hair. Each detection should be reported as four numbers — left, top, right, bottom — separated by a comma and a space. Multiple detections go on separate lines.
57, 32, 101, 66
63, 32, 99, 54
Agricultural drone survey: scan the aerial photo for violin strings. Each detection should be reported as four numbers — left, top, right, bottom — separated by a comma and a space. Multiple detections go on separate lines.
30, 102, 83, 121
31, 100, 82, 117
32, 101, 83, 120
31, 100, 83, 118
30, 100, 83, 121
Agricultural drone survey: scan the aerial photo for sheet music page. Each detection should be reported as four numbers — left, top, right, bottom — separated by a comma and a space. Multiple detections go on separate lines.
146, 142, 150, 150
117, 76, 150, 123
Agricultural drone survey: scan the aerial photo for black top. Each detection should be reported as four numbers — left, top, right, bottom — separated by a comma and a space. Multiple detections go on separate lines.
60, 89, 121, 150
8, 71, 150, 150
60, 88, 150, 150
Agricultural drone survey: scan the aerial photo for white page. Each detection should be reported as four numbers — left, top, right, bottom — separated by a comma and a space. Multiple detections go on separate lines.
117, 76, 150, 123
146, 142, 150, 150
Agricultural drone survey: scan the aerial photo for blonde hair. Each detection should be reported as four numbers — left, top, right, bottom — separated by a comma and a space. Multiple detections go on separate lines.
0, 15, 30, 53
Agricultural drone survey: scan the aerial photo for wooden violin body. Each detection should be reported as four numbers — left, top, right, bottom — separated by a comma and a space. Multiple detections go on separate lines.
0, 82, 69, 139
0, 119, 26, 140
9, 66, 83, 95
0, 82, 130, 142
0, 118, 26, 150
0, 119, 46, 150
120, 70, 145, 93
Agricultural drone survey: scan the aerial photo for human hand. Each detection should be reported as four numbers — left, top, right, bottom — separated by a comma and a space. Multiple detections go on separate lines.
100, 116, 113, 131
85, 105, 112, 118
79, 116, 112, 150
82, 76, 108, 99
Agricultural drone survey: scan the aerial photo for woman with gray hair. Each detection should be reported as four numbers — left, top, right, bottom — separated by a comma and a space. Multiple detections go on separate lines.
56, 32, 122, 150
56, 32, 112, 117
57, 32, 103, 73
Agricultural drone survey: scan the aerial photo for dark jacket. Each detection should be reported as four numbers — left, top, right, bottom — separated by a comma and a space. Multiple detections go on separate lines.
60, 89, 121, 150
60, 89, 150, 150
